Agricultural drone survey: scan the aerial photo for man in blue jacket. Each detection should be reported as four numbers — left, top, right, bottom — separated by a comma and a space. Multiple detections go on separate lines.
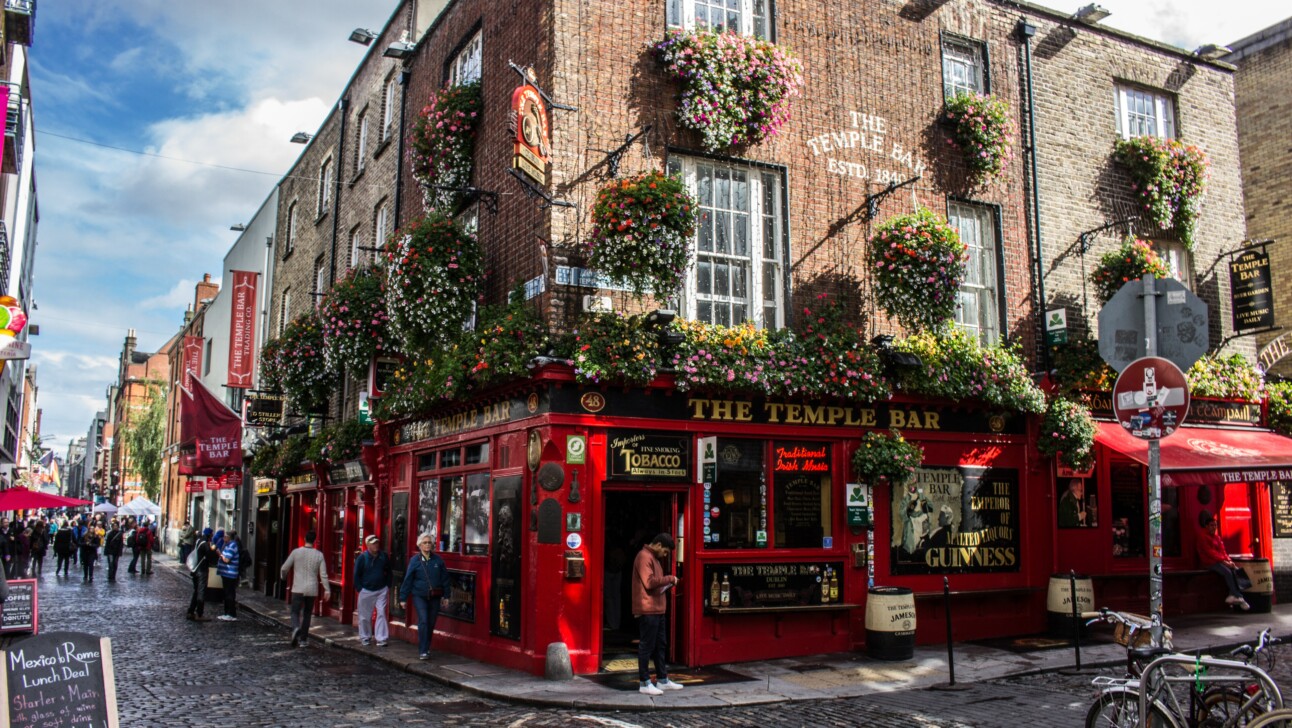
399, 533, 451, 660
353, 534, 392, 646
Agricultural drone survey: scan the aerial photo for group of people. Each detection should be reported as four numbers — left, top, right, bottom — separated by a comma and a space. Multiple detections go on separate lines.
0, 516, 49, 578
0, 513, 159, 583
185, 526, 249, 622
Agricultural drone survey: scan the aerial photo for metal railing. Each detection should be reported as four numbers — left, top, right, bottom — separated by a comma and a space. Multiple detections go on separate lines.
3, 0, 34, 46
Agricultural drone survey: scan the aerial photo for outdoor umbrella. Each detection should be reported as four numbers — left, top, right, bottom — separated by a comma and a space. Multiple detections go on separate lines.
120, 497, 161, 516
0, 487, 92, 511
91, 501, 119, 514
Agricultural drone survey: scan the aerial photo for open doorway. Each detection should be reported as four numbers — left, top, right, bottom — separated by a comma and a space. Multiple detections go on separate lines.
601, 490, 676, 671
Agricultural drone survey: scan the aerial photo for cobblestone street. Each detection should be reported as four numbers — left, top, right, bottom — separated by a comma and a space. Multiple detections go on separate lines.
1, 556, 1220, 727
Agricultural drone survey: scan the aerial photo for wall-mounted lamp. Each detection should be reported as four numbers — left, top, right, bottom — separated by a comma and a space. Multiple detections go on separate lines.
290, 132, 313, 144
1074, 3, 1110, 23
349, 28, 377, 46
1193, 44, 1233, 61
383, 41, 416, 60
644, 309, 685, 346
230, 224, 247, 232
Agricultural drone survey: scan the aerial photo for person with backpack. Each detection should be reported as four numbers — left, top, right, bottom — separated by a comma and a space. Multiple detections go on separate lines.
52, 518, 74, 577
215, 532, 242, 621
125, 517, 140, 574
28, 520, 47, 578
187, 528, 215, 622
135, 520, 154, 575
103, 519, 125, 582
79, 521, 103, 583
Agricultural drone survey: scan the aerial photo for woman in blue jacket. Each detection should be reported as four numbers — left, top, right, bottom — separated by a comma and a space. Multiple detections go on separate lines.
216, 533, 242, 621
399, 533, 451, 660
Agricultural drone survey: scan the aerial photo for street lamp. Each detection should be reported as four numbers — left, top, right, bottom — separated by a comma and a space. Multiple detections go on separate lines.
1073, 3, 1110, 23
290, 132, 313, 144
230, 223, 247, 232
383, 41, 416, 60
349, 28, 377, 45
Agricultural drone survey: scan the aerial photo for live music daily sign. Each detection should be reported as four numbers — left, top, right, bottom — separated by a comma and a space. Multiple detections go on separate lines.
0, 631, 119, 727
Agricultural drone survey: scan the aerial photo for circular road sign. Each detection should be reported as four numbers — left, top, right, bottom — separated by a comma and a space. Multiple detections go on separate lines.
1111, 356, 1190, 440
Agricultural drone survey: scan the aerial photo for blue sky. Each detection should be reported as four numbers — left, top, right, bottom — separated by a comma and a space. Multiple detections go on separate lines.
27, 1, 1292, 457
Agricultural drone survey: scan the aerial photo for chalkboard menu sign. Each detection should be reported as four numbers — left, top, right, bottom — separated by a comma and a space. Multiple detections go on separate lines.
1, 631, 119, 727
702, 561, 843, 609
1273, 482, 1292, 538
0, 579, 38, 633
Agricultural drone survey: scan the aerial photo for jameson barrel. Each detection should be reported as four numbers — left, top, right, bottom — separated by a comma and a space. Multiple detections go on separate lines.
1235, 558, 1273, 613
1046, 573, 1094, 637
865, 586, 916, 660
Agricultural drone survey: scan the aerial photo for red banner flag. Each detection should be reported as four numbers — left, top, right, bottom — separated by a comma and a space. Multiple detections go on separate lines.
179, 379, 243, 476
182, 336, 203, 390
227, 271, 259, 388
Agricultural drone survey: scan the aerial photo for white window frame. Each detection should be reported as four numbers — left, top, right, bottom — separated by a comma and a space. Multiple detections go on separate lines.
668, 156, 785, 329
941, 37, 986, 98
349, 227, 364, 269
285, 201, 298, 254
668, 0, 770, 38
279, 288, 292, 336
1153, 239, 1192, 287
381, 77, 397, 142
448, 30, 482, 86
355, 111, 368, 175
314, 257, 326, 308
1115, 84, 1176, 139
317, 158, 333, 217
374, 201, 390, 250
947, 200, 1001, 345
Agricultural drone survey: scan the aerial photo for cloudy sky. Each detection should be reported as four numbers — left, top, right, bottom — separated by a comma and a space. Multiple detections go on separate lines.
28, 1, 1292, 459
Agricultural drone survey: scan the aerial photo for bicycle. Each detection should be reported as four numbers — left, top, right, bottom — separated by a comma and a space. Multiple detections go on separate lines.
1135, 653, 1283, 728
1084, 609, 1177, 728
1195, 630, 1283, 726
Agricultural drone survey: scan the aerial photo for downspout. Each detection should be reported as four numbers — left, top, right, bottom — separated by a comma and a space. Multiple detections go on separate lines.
1017, 18, 1049, 370
393, 68, 411, 228
329, 97, 350, 287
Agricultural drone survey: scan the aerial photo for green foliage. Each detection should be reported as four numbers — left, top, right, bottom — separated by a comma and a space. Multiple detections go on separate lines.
1268, 382, 1292, 437
1090, 238, 1173, 305
1187, 354, 1264, 401
891, 329, 1046, 413
384, 213, 483, 358
261, 314, 335, 414
1037, 396, 1096, 471
569, 311, 663, 387
852, 429, 924, 485
249, 441, 280, 479
463, 292, 549, 388
587, 171, 698, 298
868, 208, 968, 333
122, 381, 167, 500
408, 81, 482, 212
1050, 335, 1116, 394
275, 435, 310, 478
306, 419, 372, 464
1113, 136, 1208, 250
320, 268, 391, 377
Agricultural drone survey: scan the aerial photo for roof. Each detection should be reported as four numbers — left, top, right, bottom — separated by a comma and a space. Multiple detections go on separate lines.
1225, 15, 1292, 62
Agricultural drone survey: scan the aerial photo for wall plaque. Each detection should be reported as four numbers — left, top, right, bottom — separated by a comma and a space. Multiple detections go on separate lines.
607, 431, 691, 482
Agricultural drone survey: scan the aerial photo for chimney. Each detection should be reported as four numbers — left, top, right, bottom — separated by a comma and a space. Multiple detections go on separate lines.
195, 273, 219, 310
124, 328, 137, 361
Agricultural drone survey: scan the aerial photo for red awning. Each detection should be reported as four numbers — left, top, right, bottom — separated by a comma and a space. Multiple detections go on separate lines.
1095, 422, 1292, 487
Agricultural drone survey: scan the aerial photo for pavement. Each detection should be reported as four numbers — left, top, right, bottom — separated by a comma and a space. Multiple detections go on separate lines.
177, 555, 1292, 712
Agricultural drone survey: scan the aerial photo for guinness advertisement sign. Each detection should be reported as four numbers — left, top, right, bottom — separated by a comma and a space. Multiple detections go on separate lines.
608, 431, 691, 481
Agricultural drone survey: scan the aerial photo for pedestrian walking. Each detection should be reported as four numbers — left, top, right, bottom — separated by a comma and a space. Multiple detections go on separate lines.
216, 532, 242, 621
79, 522, 103, 583
632, 533, 683, 695
177, 520, 197, 567
0, 519, 13, 578
135, 520, 154, 575
187, 528, 214, 622
52, 518, 74, 577
125, 517, 140, 574
14, 522, 30, 578
71, 517, 86, 568
399, 533, 451, 661
103, 519, 124, 582
353, 534, 392, 647
29, 520, 47, 578
280, 530, 329, 647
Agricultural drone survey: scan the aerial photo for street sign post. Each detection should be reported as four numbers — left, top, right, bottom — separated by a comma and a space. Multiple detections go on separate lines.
1111, 357, 1191, 440
1097, 276, 1208, 373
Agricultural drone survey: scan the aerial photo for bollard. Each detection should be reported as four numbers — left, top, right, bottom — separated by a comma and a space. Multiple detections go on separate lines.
545, 642, 574, 681
1070, 569, 1082, 671
943, 576, 956, 686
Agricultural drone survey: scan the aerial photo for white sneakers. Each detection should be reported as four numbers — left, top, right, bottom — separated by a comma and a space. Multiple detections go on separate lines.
639, 679, 684, 695
1225, 595, 1252, 610
217, 615, 237, 622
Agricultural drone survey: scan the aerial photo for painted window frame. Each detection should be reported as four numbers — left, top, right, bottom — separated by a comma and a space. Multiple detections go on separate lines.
313, 256, 326, 308
667, 0, 772, 39
1151, 239, 1192, 287
381, 76, 397, 142
668, 154, 787, 329
317, 157, 333, 217
941, 34, 988, 99
447, 29, 483, 87
284, 201, 298, 257
1115, 84, 1176, 139
278, 288, 292, 336
349, 226, 364, 270
374, 200, 390, 250
947, 199, 1005, 345
354, 110, 369, 176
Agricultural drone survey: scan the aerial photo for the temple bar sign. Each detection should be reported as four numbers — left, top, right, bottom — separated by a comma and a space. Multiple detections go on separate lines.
1230, 247, 1274, 333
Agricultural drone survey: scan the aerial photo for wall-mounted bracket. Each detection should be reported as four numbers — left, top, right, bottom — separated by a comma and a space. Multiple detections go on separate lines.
507, 168, 575, 210
508, 61, 578, 112
863, 175, 922, 222
594, 126, 652, 178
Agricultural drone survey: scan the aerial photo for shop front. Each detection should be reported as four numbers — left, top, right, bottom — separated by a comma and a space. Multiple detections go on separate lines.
252, 476, 282, 597
379, 368, 1051, 676
320, 459, 374, 623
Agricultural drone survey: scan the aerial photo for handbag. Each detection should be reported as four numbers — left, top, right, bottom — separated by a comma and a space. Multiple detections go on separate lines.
208, 567, 223, 589
420, 557, 444, 600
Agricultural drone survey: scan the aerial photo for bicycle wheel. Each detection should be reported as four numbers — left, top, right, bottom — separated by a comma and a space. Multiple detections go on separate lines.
1087, 689, 1180, 728
1246, 709, 1292, 728
1198, 686, 1272, 726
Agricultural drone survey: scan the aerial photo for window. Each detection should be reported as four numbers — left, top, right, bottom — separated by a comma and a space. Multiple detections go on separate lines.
942, 37, 986, 98
381, 77, 397, 142
203, 339, 212, 376
349, 227, 365, 269
448, 29, 482, 86
313, 256, 326, 307
278, 288, 291, 336
285, 202, 298, 255
1115, 85, 1175, 139
668, 156, 785, 328
772, 442, 832, 549
947, 201, 1001, 345
417, 442, 491, 556
354, 112, 368, 175
1154, 240, 1191, 286
317, 158, 333, 216
1110, 463, 1144, 558
374, 201, 390, 249
705, 439, 766, 549
668, 0, 770, 38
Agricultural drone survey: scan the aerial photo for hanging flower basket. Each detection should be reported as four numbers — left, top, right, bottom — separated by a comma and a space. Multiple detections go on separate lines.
852, 429, 923, 485
320, 268, 391, 377
570, 311, 662, 386
868, 208, 968, 333
1269, 382, 1292, 437
409, 80, 483, 213
1113, 136, 1208, 250
587, 171, 698, 298
1037, 396, 1096, 471
654, 29, 803, 151
944, 92, 1014, 185
463, 290, 550, 389
1187, 353, 1263, 401
890, 329, 1047, 413
384, 213, 483, 358
306, 420, 371, 465
1089, 238, 1172, 305
262, 314, 335, 414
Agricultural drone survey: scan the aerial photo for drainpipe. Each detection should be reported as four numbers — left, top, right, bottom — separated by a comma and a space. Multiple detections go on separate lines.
1017, 18, 1049, 370
393, 68, 411, 229
329, 97, 349, 287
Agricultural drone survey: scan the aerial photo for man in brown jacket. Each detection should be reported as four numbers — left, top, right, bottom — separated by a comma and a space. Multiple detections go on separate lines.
631, 533, 683, 695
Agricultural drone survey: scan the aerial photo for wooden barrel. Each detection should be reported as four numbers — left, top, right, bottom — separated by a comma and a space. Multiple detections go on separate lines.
865, 586, 916, 661
1235, 558, 1273, 613
1046, 573, 1094, 637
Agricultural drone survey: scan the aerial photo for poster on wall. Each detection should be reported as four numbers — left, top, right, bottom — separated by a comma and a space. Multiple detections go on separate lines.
417, 477, 439, 545
1272, 482, 1292, 538
440, 570, 476, 623
890, 466, 1019, 574
490, 475, 522, 640
1057, 477, 1098, 528
464, 473, 491, 556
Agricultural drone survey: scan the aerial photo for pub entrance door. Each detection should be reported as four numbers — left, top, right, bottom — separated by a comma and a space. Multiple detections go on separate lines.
601, 489, 687, 672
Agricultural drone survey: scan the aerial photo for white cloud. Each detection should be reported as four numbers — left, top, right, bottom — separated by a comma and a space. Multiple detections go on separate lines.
1040, 1, 1286, 51
139, 279, 199, 311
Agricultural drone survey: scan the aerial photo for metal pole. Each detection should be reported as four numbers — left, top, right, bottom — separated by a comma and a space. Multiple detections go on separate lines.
1142, 274, 1164, 645
1069, 569, 1082, 670
943, 576, 955, 686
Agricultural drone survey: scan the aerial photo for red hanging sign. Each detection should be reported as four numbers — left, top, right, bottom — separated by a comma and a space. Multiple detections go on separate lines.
182, 336, 203, 390
511, 84, 550, 185
179, 380, 243, 475
227, 271, 259, 388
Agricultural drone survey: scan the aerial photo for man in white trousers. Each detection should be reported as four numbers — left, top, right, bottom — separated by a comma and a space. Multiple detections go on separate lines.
353, 534, 392, 646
